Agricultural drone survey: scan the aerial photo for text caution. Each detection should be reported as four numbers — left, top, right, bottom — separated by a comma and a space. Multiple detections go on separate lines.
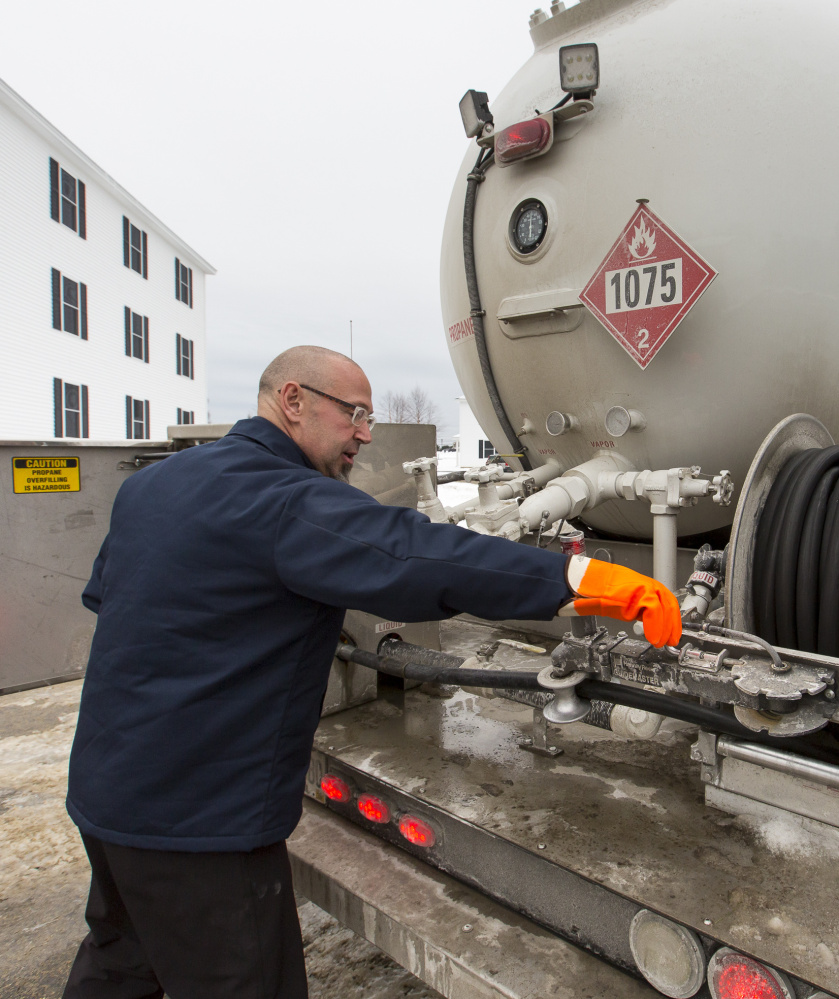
12, 457, 80, 494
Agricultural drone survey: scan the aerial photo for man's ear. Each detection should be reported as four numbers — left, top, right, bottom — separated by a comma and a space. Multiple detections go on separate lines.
278, 381, 304, 425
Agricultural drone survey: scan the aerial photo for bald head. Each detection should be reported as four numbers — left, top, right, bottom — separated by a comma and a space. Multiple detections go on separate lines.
258, 346, 364, 401
256, 345, 374, 480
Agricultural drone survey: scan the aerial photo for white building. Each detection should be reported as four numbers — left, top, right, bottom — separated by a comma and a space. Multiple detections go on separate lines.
456, 396, 498, 466
0, 79, 214, 441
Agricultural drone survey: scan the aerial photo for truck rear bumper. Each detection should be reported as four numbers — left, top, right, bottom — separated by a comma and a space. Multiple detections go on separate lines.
288, 799, 658, 999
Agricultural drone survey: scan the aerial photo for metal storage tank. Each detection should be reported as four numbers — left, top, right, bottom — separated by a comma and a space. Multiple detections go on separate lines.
440, 0, 839, 540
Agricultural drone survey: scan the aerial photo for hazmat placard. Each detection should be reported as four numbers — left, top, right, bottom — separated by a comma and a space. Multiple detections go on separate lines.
580, 203, 717, 369
12, 457, 81, 494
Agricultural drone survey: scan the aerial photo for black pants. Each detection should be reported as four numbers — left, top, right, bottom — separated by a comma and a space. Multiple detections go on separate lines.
63, 834, 308, 999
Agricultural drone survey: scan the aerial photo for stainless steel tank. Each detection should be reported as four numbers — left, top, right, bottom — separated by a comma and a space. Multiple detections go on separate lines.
440, 0, 839, 539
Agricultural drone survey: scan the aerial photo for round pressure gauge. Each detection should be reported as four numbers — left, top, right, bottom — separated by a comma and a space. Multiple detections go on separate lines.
510, 200, 548, 254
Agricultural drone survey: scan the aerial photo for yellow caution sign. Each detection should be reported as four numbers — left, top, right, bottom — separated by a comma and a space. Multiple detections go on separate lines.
12, 457, 81, 494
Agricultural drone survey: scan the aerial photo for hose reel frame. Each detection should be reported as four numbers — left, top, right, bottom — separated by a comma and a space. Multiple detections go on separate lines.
726, 414, 834, 637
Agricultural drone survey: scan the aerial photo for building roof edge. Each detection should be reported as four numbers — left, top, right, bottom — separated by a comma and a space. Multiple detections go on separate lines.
0, 76, 217, 275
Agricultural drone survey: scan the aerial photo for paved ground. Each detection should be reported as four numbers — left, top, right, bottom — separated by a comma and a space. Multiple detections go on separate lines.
0, 680, 441, 999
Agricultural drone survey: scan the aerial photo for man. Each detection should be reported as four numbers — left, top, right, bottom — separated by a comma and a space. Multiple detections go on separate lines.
64, 345, 681, 998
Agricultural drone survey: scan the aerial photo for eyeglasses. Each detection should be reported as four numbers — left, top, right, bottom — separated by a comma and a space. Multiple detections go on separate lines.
299, 384, 376, 429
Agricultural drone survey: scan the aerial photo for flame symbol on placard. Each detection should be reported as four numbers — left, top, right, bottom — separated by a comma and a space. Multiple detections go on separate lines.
628, 222, 656, 259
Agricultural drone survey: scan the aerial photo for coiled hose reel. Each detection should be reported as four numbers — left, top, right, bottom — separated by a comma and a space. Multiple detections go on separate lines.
726, 414, 839, 656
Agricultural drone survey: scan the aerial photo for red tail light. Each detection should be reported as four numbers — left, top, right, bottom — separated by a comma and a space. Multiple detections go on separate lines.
708, 949, 793, 999
398, 814, 436, 848
495, 117, 552, 166
357, 793, 391, 824
320, 774, 351, 803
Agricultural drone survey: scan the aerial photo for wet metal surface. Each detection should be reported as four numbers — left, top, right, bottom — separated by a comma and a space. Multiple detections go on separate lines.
290, 801, 659, 999
311, 619, 839, 993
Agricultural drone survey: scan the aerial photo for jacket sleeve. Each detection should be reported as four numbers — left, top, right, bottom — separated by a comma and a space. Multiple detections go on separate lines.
273, 480, 571, 623
82, 535, 110, 614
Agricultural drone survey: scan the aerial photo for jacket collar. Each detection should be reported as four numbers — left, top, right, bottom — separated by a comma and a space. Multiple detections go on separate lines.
226, 417, 316, 470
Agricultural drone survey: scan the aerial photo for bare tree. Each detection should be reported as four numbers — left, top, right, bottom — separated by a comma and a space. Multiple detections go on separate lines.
377, 386, 440, 426
407, 386, 439, 426
380, 390, 408, 424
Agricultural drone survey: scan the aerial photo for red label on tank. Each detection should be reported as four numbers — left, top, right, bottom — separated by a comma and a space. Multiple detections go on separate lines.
447, 317, 475, 345
579, 204, 716, 369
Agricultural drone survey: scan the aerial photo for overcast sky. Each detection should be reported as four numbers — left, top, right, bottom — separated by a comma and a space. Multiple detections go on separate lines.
1, 0, 579, 435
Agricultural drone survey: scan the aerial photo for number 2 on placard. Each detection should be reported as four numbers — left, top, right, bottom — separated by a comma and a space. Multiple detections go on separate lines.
637, 329, 650, 351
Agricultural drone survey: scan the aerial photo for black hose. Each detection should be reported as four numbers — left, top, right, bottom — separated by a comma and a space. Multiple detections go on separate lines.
578, 681, 835, 763
752, 445, 839, 653
462, 149, 532, 472
337, 645, 837, 763
339, 644, 541, 690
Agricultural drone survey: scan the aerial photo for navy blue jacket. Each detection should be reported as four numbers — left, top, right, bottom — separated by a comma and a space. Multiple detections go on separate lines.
67, 417, 572, 851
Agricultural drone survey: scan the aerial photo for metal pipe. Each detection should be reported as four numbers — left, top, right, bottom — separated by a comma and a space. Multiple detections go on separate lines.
652, 512, 678, 591
686, 623, 787, 674
717, 736, 839, 790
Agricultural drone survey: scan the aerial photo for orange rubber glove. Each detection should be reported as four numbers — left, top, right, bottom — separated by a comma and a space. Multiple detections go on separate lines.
565, 556, 682, 648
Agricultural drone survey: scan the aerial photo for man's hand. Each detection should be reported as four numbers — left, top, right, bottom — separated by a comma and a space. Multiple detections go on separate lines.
563, 556, 682, 648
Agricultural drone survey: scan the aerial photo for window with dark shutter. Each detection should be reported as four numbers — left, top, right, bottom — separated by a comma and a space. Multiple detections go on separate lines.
63, 278, 79, 336
126, 309, 149, 361
131, 312, 144, 360
49, 159, 85, 237
124, 217, 148, 277
60, 169, 77, 231
175, 258, 193, 306
54, 380, 89, 438
52, 270, 88, 338
64, 383, 81, 438
176, 335, 194, 378
130, 224, 142, 272
126, 396, 150, 438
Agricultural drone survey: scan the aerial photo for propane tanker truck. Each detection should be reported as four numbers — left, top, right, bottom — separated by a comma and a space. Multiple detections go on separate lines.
3, 0, 839, 997
300, 1, 839, 997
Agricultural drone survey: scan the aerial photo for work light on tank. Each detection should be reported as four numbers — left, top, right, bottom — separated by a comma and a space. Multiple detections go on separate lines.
559, 43, 599, 96
459, 88, 493, 138
629, 910, 706, 998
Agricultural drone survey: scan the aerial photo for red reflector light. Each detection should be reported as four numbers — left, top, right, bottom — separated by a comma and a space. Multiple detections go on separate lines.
495, 117, 551, 165
398, 814, 436, 848
708, 949, 793, 999
357, 793, 391, 824
320, 774, 351, 803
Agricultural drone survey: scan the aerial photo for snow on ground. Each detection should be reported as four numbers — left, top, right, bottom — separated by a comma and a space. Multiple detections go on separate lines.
434, 451, 482, 509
